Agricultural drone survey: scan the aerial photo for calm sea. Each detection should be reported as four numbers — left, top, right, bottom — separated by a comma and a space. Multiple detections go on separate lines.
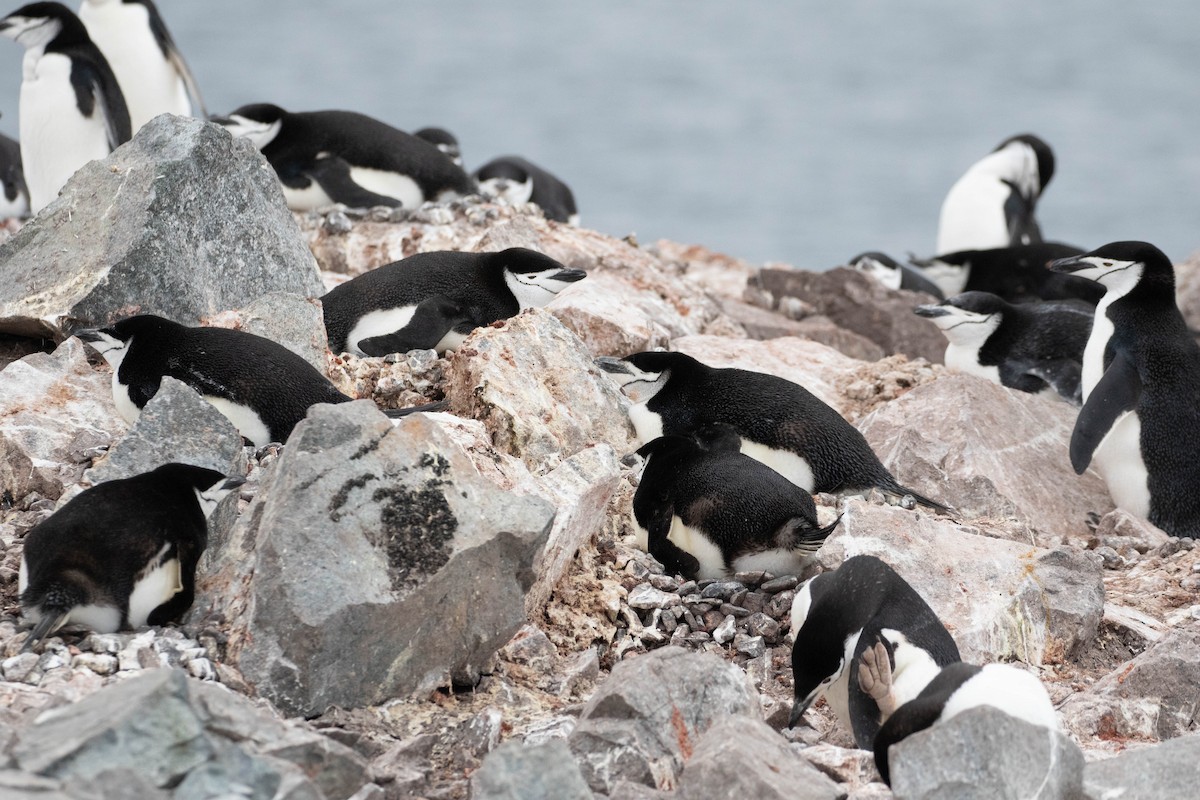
1, 1, 1197, 266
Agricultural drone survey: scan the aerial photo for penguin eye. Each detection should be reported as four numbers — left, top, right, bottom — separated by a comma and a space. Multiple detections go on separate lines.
1103, 261, 1113, 266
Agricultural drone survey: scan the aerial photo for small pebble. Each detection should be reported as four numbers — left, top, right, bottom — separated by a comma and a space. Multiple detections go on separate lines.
676, 581, 698, 596
73, 652, 118, 676
713, 615, 737, 644
760, 575, 800, 593
627, 584, 681, 610
719, 603, 750, 618
734, 634, 766, 659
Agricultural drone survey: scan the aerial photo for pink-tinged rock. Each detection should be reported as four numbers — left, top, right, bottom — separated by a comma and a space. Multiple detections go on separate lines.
547, 273, 686, 357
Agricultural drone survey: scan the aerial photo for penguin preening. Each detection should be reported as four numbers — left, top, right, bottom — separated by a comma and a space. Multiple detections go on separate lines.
909, 242, 1100, 303
848, 251, 945, 300
788, 555, 961, 748
74, 314, 444, 448
18, 463, 242, 652
0, 124, 29, 217
213, 104, 474, 212
0, 1, 131, 213
321, 248, 587, 357
473, 155, 579, 225
1049, 241, 1200, 538
936, 133, 1055, 256
915, 291, 1093, 404
596, 351, 951, 512
630, 424, 839, 580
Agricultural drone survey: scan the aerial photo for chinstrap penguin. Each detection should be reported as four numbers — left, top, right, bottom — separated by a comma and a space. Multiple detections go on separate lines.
473, 155, 579, 225
79, 0, 206, 131
212, 103, 474, 211
788, 555, 961, 748
1049, 241, 1200, 538
0, 125, 29, 217
74, 314, 444, 448
915, 291, 1092, 404
630, 424, 839, 580
321, 247, 587, 356
18, 463, 242, 652
910, 242, 1100, 303
936, 133, 1055, 255
596, 351, 951, 512
414, 126, 462, 167
0, 1, 131, 213
849, 251, 944, 300
872, 661, 1057, 785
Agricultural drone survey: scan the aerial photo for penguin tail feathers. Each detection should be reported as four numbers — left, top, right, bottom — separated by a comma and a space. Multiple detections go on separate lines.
881, 480, 955, 516
776, 515, 842, 553
20, 610, 70, 654
382, 400, 449, 419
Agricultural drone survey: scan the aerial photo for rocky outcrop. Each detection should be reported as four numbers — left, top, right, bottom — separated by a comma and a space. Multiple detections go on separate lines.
471, 739, 593, 800
0, 116, 323, 340
1083, 734, 1200, 800
207, 292, 331, 373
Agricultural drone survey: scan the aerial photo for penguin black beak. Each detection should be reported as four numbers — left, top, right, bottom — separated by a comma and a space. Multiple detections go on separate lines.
1047, 255, 1087, 274
594, 357, 633, 375
913, 305, 950, 318
552, 268, 588, 283
220, 477, 247, 492
208, 114, 234, 125
620, 451, 643, 468
788, 697, 814, 729
71, 328, 104, 344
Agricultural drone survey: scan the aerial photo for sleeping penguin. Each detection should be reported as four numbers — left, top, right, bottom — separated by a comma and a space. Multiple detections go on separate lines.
19, 463, 242, 651
909, 242, 1101, 303
630, 423, 839, 580
473, 155, 579, 225
848, 251, 945, 300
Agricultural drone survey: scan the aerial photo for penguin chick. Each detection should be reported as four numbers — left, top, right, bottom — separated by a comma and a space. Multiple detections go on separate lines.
19, 463, 242, 651
630, 423, 839, 580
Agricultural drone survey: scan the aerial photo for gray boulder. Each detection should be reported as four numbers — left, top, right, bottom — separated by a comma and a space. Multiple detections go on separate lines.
226, 292, 331, 373
568, 646, 760, 793
470, 739, 593, 800
196, 402, 555, 716
1083, 734, 1200, 800
0, 115, 323, 339
889, 707, 1084, 800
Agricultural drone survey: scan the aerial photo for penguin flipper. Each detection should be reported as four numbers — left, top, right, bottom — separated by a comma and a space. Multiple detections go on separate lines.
358, 297, 470, 356
998, 361, 1050, 395
1070, 351, 1142, 474
1023, 359, 1083, 405
645, 503, 701, 580
308, 156, 402, 209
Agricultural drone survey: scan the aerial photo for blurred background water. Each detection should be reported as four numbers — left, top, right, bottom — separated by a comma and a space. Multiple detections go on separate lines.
1, 1, 1196, 266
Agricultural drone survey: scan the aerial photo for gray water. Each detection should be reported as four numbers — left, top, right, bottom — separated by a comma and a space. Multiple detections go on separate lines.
1, 1, 1197, 266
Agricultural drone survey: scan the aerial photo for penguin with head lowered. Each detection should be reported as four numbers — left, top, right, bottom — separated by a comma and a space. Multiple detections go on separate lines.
596, 351, 951, 512
213, 104, 474, 212
789, 554, 961, 749
414, 126, 462, 167
19, 463, 242, 652
473, 155, 579, 225
910, 242, 1101, 303
872, 661, 1057, 785
75, 314, 442, 448
322, 247, 587, 357
936, 133, 1055, 256
916, 291, 1093, 404
1049, 241, 1200, 538
0, 2, 131, 213
630, 423, 839, 580
0, 124, 29, 217
848, 251, 944, 300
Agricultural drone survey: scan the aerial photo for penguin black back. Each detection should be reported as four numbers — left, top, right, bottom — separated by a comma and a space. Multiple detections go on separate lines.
0, 129, 27, 214
473, 155, 578, 223
913, 243, 1101, 304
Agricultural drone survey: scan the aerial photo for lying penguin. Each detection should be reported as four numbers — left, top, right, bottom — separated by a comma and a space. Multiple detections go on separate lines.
19, 463, 242, 652
789, 554, 961, 748
630, 424, 839, 580
848, 251, 944, 300
916, 291, 1093, 404
321, 247, 587, 356
473, 155, 579, 225
909, 242, 1100, 303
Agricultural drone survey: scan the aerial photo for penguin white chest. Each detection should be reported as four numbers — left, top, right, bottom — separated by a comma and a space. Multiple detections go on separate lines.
203, 396, 273, 449
1092, 411, 1150, 517
347, 167, 424, 209
281, 180, 336, 212
738, 439, 815, 492
628, 404, 665, 444
1081, 302, 1116, 401
879, 628, 943, 708
111, 372, 143, 426
127, 543, 183, 628
345, 306, 419, 355
944, 344, 1001, 385
936, 175, 1013, 255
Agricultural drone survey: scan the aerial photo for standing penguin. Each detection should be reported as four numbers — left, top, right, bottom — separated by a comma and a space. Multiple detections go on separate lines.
915, 291, 1093, 404
848, 251, 945, 299
321, 248, 587, 356
0, 2, 131, 213
74, 314, 442, 447
78, 0, 205, 131
936, 134, 1055, 256
631, 424, 839, 580
789, 555, 961, 748
213, 104, 474, 211
1048, 241, 1200, 538
596, 351, 951, 511
19, 463, 242, 651
473, 155, 579, 225
0, 125, 29, 217
909, 242, 1100, 303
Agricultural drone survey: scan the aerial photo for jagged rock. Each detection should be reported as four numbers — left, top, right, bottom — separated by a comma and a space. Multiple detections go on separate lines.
817, 500, 1104, 664
1094, 508, 1171, 557
754, 266, 946, 362
196, 403, 555, 716
857, 372, 1114, 539
1059, 621, 1200, 741
445, 308, 636, 473
548, 272, 685, 357
0, 116, 323, 339
888, 707, 1084, 800
568, 646, 760, 793
0, 339, 126, 505
470, 739, 593, 800
676, 716, 843, 799
798, 743, 880, 790
210, 292, 331, 372
1083, 734, 1200, 800
609, 781, 671, 800
84, 377, 246, 486
10, 668, 368, 798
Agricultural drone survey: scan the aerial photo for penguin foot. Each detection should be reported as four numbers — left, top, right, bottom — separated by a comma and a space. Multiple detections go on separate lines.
858, 640, 898, 719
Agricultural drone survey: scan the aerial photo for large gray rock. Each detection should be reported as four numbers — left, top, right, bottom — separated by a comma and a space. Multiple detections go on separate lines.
857, 372, 1114, 539
889, 707, 1084, 800
470, 739, 593, 800
568, 647, 760, 793
818, 500, 1104, 664
1083, 734, 1200, 800
196, 402, 555, 716
224, 292, 331, 372
0, 115, 323, 339
676, 716, 842, 800
10, 668, 368, 798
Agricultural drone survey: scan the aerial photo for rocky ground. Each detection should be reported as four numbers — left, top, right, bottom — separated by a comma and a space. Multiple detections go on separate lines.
1, 116, 1199, 799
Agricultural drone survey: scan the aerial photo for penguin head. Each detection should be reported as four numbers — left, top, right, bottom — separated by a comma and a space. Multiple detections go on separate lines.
73, 314, 178, 369
595, 351, 696, 404
414, 127, 462, 167
474, 158, 534, 205
993, 133, 1055, 194
914, 291, 1006, 345
1048, 240, 1171, 298
494, 248, 586, 309
0, 3, 74, 48
213, 103, 287, 149
789, 608, 857, 728
849, 252, 903, 292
